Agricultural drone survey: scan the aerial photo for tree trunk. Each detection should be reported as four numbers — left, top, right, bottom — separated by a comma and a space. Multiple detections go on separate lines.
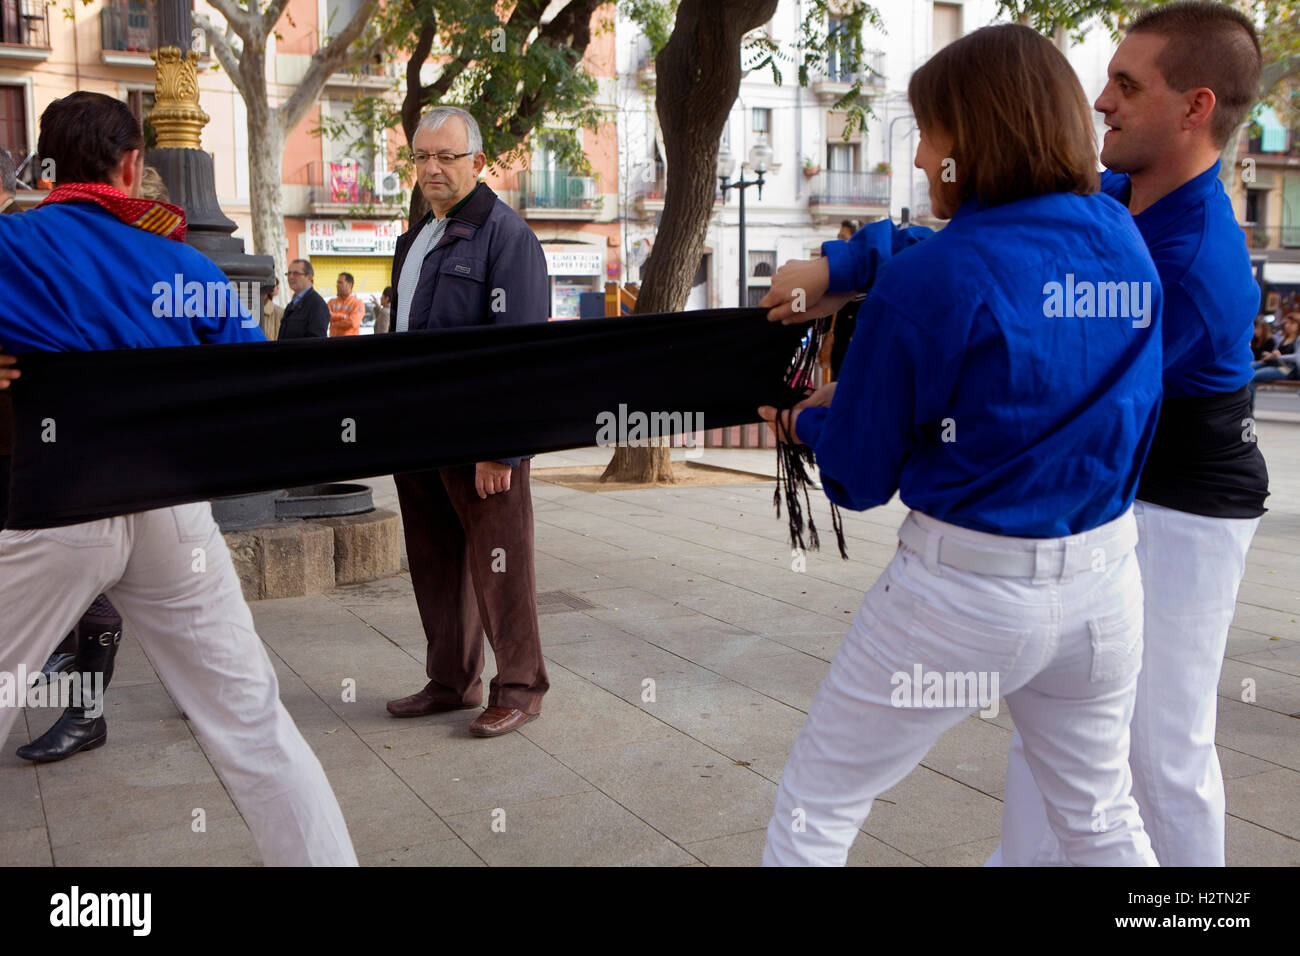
240, 44, 289, 285
600, 0, 779, 484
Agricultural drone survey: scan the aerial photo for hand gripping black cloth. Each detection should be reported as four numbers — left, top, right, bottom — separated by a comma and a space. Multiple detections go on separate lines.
5, 309, 811, 530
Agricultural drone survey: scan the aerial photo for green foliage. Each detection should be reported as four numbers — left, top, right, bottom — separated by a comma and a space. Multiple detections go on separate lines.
325, 0, 612, 203
620, 0, 677, 56
743, 0, 885, 141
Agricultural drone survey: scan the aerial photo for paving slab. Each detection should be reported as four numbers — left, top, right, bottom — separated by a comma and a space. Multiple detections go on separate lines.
5, 437, 1300, 865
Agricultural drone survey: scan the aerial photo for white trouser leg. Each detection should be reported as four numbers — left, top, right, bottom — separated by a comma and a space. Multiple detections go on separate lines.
0, 520, 125, 748
763, 512, 1155, 867
1, 506, 357, 866
1129, 502, 1257, 865
994, 501, 1258, 866
105, 504, 357, 866
762, 577, 976, 866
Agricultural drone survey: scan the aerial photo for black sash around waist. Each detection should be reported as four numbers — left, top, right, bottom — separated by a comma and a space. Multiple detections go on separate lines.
1137, 385, 1269, 518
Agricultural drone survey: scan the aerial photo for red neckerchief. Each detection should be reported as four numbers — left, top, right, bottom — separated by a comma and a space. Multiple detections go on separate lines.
39, 181, 187, 242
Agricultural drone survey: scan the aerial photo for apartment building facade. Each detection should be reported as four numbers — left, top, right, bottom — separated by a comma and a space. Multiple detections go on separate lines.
0, 0, 622, 317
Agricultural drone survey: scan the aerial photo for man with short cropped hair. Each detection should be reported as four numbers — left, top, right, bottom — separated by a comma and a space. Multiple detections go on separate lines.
328, 271, 364, 337
0, 91, 356, 865
995, 0, 1269, 867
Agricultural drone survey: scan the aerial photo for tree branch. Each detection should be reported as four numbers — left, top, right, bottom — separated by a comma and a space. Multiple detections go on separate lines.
281, 0, 382, 134
194, 11, 246, 94
204, 0, 258, 42
259, 0, 295, 38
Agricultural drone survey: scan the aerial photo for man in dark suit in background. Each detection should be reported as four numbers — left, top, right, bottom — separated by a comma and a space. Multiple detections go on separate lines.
277, 258, 329, 339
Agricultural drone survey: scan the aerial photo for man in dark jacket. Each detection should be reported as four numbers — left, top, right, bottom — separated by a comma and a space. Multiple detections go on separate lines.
277, 258, 329, 339
385, 105, 551, 737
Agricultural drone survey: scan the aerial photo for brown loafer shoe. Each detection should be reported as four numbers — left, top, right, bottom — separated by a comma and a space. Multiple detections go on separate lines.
468, 706, 539, 737
387, 687, 481, 717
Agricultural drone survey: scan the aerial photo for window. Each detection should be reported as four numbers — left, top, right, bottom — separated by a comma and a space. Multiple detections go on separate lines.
752, 108, 771, 137
827, 142, 858, 172
747, 250, 776, 308
826, 16, 851, 81
1245, 189, 1265, 227
0, 84, 27, 157
1282, 173, 1300, 248
325, 0, 363, 38
1, 0, 19, 44
933, 2, 962, 51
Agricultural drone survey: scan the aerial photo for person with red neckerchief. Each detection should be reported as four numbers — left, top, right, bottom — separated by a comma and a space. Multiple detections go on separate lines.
0, 91, 356, 866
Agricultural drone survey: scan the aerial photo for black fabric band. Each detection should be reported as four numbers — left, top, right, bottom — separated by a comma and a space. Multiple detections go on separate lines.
5, 309, 807, 529
1137, 385, 1270, 518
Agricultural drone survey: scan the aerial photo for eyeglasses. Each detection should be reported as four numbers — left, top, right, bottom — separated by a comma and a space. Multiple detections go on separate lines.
412, 151, 474, 167
286, 270, 308, 277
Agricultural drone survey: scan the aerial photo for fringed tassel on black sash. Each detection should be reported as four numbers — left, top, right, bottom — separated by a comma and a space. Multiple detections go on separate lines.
773, 316, 849, 559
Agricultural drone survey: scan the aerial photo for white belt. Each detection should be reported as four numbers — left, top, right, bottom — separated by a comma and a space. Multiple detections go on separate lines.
897, 510, 1136, 580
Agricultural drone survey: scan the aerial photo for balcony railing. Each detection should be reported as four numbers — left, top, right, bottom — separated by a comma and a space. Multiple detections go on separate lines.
522, 168, 597, 211
1245, 223, 1300, 250
0, 0, 48, 50
305, 160, 403, 209
102, 0, 157, 54
808, 170, 890, 207
817, 50, 887, 88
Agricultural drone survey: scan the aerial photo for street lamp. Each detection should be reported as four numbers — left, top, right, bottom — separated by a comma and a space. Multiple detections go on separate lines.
719, 140, 773, 307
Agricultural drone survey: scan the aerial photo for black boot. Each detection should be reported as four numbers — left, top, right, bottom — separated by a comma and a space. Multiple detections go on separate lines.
17, 600, 122, 763
29, 630, 78, 686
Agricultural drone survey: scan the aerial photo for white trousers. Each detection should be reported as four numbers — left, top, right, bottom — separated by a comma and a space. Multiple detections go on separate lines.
994, 500, 1259, 867
0, 504, 357, 866
763, 509, 1156, 866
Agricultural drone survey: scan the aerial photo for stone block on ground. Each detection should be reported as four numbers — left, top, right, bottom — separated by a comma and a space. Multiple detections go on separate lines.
223, 521, 335, 600
312, 508, 401, 585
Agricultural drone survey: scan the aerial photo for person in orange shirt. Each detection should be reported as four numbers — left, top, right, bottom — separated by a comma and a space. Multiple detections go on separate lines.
328, 272, 365, 337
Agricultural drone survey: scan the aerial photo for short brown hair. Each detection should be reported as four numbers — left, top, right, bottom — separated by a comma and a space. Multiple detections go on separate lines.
908, 24, 1098, 211
1128, 1, 1261, 148
38, 91, 143, 186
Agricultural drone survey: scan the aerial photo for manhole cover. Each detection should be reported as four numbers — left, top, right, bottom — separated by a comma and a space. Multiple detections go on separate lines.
537, 590, 599, 615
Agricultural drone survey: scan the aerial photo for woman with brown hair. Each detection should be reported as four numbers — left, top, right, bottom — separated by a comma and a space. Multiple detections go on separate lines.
757, 24, 1163, 865
1252, 312, 1300, 383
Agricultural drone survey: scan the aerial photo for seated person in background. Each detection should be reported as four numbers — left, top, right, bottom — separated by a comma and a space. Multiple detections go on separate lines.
1252, 312, 1299, 383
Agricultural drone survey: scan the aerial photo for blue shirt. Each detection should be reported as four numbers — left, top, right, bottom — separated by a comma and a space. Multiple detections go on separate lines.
1100, 161, 1257, 398
798, 191, 1164, 538
0, 203, 265, 352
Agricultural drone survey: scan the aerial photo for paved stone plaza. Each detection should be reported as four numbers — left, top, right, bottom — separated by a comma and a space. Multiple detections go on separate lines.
3, 412, 1299, 866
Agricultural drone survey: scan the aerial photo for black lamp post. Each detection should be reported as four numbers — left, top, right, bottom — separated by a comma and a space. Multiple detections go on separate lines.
148, 3, 279, 531
718, 140, 774, 308
148, 4, 275, 300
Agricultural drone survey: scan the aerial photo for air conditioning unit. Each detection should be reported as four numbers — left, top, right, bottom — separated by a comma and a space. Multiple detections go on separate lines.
568, 176, 596, 200
378, 170, 404, 197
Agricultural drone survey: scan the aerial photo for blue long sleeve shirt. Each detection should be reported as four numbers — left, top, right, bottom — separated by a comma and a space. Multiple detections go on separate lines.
0, 203, 265, 352
1100, 161, 1257, 398
797, 192, 1164, 538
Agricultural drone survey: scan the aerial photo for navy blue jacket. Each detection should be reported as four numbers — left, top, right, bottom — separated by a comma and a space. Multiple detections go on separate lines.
390, 181, 549, 467
391, 182, 549, 333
